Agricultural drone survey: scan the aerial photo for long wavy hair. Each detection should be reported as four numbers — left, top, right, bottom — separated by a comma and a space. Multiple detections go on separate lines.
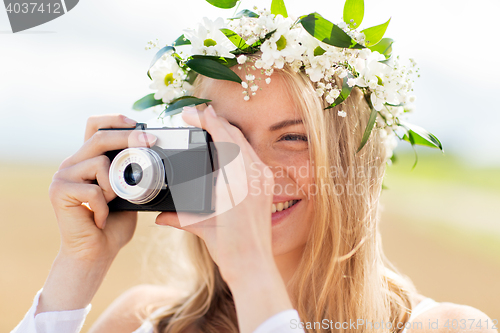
147, 60, 419, 333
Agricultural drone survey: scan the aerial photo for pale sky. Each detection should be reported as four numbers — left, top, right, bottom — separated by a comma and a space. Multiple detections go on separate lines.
1, 0, 499, 165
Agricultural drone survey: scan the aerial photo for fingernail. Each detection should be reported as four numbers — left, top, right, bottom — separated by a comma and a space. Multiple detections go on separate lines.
139, 132, 157, 144
182, 106, 198, 114
123, 116, 137, 125
206, 105, 217, 118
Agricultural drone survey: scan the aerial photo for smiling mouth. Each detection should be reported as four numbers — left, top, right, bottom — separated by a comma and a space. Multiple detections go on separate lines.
272, 199, 300, 213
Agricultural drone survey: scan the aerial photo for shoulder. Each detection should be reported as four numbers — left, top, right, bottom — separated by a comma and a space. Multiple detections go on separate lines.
87, 284, 188, 333
406, 300, 498, 333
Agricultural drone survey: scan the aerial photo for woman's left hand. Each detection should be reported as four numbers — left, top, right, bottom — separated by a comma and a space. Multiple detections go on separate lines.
156, 105, 295, 333
155, 104, 276, 285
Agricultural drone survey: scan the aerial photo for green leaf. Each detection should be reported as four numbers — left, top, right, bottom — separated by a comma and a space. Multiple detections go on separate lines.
186, 58, 242, 83
271, 0, 288, 18
147, 46, 175, 80
163, 96, 212, 116
299, 13, 364, 49
401, 130, 419, 170
361, 18, 391, 47
205, 0, 238, 9
132, 93, 164, 111
385, 102, 403, 107
172, 34, 191, 46
325, 71, 354, 109
190, 54, 237, 67
399, 121, 443, 151
390, 153, 397, 164
186, 70, 198, 85
343, 0, 364, 29
229, 9, 259, 19
368, 37, 393, 58
220, 28, 251, 51
357, 106, 378, 153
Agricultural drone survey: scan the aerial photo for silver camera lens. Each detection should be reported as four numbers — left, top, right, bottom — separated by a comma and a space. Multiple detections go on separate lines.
109, 148, 165, 204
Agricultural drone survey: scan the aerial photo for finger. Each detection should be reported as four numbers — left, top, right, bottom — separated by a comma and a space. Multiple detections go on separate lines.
51, 181, 109, 229
61, 129, 157, 169
54, 155, 115, 203
85, 114, 137, 141
182, 105, 235, 144
182, 105, 272, 200
155, 211, 216, 237
182, 106, 257, 168
182, 105, 250, 148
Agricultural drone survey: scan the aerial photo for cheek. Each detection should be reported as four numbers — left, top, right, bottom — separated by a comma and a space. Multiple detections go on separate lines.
283, 156, 314, 199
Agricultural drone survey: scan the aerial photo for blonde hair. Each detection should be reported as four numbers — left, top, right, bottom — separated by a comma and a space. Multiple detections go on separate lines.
148, 61, 419, 333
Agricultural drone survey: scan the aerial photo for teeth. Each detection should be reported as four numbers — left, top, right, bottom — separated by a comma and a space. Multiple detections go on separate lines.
271, 200, 298, 213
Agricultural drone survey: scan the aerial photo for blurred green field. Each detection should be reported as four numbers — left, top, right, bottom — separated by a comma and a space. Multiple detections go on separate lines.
1, 153, 499, 332
382, 150, 500, 264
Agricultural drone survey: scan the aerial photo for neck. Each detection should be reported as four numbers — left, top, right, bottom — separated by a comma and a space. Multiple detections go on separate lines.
273, 245, 305, 303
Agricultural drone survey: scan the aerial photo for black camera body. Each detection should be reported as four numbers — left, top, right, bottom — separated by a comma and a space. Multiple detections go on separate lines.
100, 123, 218, 214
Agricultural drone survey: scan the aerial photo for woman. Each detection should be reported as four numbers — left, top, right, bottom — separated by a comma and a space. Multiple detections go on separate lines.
12, 61, 498, 333
11, 0, 498, 330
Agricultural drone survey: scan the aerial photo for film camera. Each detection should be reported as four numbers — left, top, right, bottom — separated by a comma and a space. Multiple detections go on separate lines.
100, 123, 218, 213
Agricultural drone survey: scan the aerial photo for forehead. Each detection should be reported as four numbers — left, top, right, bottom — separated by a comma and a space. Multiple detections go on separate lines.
198, 67, 302, 130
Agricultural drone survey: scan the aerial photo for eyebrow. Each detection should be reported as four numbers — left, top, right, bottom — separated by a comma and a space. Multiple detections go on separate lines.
268, 118, 304, 131
227, 118, 304, 132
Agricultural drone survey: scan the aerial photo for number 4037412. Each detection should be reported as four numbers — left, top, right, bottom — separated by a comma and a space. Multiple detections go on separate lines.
444, 319, 498, 330
5, 2, 62, 14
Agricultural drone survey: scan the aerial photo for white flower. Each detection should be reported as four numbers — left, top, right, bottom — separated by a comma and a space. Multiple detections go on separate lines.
305, 62, 325, 82
338, 69, 348, 78
184, 17, 236, 58
329, 89, 341, 100
260, 16, 305, 69
347, 78, 357, 87
358, 48, 371, 60
265, 77, 271, 84
241, 81, 249, 89
381, 130, 398, 161
254, 59, 265, 69
246, 74, 255, 81
244, 95, 250, 101
250, 84, 259, 91
338, 110, 347, 117
237, 55, 248, 64
149, 55, 191, 104
370, 92, 384, 111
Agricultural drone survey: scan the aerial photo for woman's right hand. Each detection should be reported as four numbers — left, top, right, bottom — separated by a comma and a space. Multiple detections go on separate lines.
48, 114, 156, 262
35, 114, 159, 315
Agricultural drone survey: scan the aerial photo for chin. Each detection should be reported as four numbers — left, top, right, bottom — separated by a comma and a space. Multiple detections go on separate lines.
270, 198, 311, 256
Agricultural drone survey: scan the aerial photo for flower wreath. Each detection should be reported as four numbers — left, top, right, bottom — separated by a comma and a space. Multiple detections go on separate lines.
132, 0, 443, 165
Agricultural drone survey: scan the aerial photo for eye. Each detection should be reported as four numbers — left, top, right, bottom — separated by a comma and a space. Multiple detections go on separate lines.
280, 134, 308, 142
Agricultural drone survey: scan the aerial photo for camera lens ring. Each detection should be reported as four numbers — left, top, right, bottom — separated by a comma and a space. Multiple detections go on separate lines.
109, 148, 165, 204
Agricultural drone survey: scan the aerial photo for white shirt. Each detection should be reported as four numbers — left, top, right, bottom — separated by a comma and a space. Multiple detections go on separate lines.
10, 288, 305, 333
400, 298, 440, 333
